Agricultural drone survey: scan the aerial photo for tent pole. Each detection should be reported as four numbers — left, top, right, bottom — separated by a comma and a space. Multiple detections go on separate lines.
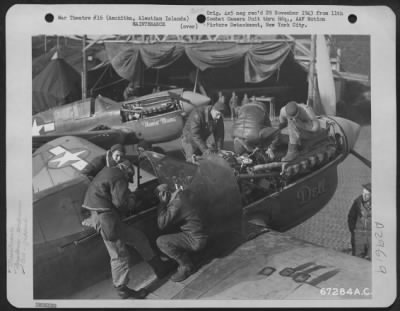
307, 34, 317, 108
82, 35, 87, 99
193, 68, 199, 92
44, 35, 47, 52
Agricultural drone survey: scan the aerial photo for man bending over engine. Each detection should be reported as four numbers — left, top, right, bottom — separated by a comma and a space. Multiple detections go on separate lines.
232, 100, 278, 155
181, 101, 225, 162
269, 101, 323, 162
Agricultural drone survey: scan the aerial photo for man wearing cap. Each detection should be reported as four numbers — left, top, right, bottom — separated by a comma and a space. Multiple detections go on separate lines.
347, 183, 372, 260
82, 160, 171, 299
181, 101, 225, 162
155, 184, 208, 282
81, 144, 126, 180
270, 101, 322, 162
232, 100, 278, 155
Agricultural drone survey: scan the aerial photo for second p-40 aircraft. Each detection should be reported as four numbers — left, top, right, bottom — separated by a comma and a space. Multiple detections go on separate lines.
32, 88, 210, 151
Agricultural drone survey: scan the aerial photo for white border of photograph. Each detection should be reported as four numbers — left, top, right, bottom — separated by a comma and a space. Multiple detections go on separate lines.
6, 4, 396, 308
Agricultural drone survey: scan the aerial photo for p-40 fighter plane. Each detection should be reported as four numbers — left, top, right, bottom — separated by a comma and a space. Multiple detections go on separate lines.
32, 88, 210, 151
33, 108, 370, 300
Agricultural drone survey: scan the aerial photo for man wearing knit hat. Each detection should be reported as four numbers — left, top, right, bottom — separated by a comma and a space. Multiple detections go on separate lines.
181, 100, 225, 162
347, 183, 372, 260
155, 184, 207, 282
269, 101, 322, 162
81, 144, 126, 179
82, 159, 172, 299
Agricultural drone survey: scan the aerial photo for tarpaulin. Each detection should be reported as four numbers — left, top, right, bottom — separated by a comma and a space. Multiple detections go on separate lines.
32, 59, 81, 114
185, 42, 248, 70
244, 42, 292, 83
105, 43, 142, 84
104, 41, 294, 85
140, 44, 185, 68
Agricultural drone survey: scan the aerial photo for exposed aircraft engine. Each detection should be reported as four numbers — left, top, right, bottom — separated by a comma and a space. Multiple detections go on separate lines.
121, 95, 181, 121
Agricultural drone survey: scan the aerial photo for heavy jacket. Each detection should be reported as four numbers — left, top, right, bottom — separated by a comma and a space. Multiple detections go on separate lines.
182, 106, 224, 153
232, 102, 271, 144
348, 195, 372, 233
157, 190, 207, 240
81, 151, 119, 179
83, 166, 130, 213
279, 103, 320, 133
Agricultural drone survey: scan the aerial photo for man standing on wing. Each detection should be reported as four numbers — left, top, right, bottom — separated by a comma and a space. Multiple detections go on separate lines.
181, 101, 225, 163
82, 160, 171, 299
155, 184, 208, 282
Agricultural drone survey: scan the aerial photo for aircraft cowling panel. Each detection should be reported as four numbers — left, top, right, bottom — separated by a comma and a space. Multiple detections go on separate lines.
125, 111, 184, 143
191, 154, 243, 235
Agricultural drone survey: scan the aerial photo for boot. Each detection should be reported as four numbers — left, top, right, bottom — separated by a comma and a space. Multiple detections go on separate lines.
170, 254, 195, 283
116, 285, 148, 299
282, 144, 299, 162
147, 256, 177, 279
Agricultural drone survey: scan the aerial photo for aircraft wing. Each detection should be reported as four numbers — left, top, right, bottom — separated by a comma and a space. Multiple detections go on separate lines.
144, 229, 371, 300
69, 227, 371, 300
32, 129, 137, 153
33, 136, 106, 195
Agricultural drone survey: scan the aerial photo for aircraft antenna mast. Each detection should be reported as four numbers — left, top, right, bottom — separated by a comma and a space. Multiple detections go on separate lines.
82, 35, 87, 99
307, 34, 317, 108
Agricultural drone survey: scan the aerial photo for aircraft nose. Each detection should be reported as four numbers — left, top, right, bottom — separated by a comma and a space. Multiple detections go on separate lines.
330, 116, 361, 151
182, 91, 211, 108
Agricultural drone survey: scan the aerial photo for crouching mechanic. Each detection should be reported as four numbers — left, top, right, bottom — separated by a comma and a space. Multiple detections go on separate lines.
232, 100, 278, 155
181, 101, 225, 162
81, 144, 126, 180
155, 184, 208, 282
82, 160, 170, 299
269, 101, 323, 162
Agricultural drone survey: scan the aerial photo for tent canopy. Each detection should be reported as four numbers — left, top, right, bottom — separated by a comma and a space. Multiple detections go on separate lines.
32, 58, 82, 114
105, 41, 294, 85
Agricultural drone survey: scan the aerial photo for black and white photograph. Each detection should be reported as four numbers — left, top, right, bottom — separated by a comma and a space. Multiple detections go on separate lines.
6, 4, 396, 308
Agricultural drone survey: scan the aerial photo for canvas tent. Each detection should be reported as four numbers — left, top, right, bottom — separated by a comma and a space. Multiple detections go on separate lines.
32, 57, 82, 114
105, 41, 294, 85
101, 40, 308, 106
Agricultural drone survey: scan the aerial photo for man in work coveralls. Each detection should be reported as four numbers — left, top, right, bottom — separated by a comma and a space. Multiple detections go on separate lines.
155, 184, 208, 282
82, 160, 171, 299
348, 183, 372, 260
181, 101, 225, 163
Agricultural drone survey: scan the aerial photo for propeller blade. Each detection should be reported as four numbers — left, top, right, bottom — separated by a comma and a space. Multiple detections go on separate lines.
316, 35, 336, 115
350, 149, 371, 168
